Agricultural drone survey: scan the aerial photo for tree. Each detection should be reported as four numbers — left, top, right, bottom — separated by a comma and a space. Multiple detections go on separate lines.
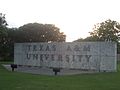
18, 23, 66, 42
74, 36, 99, 42
90, 19, 120, 42
90, 19, 120, 53
6, 28, 19, 59
75, 19, 120, 53
0, 13, 7, 26
0, 13, 9, 60
0, 13, 8, 42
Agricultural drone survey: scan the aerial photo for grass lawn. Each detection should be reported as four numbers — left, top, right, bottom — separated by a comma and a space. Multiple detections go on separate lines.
0, 62, 120, 90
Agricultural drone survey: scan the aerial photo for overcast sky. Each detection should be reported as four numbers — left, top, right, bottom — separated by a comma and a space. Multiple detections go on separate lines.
1, 0, 120, 41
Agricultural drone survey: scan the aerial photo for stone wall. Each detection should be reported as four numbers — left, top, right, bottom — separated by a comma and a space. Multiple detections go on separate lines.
14, 42, 117, 72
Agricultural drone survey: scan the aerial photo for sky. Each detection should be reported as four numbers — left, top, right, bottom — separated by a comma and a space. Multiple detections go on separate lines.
1, 0, 120, 42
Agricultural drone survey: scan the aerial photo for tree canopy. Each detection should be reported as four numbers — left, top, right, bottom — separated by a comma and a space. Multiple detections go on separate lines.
75, 19, 120, 53
12, 23, 66, 42
0, 13, 9, 60
90, 19, 120, 42
0, 13, 66, 60
76, 19, 120, 42
0, 13, 8, 41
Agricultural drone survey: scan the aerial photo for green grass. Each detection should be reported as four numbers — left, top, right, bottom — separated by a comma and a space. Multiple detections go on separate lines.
0, 62, 120, 90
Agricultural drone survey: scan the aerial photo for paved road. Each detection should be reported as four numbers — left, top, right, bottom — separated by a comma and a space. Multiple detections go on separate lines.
2, 64, 98, 75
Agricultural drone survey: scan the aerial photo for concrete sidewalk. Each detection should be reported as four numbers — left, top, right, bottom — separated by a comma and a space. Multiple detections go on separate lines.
2, 64, 98, 75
